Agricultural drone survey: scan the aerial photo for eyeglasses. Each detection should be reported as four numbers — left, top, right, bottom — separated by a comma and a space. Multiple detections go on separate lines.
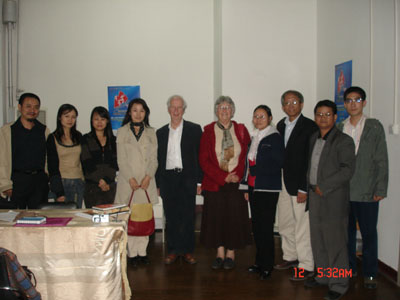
283, 100, 299, 106
253, 115, 266, 120
218, 105, 232, 111
315, 112, 332, 118
344, 98, 363, 104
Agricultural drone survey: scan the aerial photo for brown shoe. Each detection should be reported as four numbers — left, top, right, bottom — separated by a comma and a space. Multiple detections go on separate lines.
164, 254, 178, 265
290, 269, 314, 281
183, 253, 197, 265
274, 260, 299, 270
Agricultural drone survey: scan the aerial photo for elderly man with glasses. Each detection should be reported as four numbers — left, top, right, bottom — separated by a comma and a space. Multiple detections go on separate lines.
275, 90, 318, 281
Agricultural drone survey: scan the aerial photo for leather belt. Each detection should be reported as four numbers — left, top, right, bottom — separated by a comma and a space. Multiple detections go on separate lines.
167, 168, 183, 173
13, 169, 44, 175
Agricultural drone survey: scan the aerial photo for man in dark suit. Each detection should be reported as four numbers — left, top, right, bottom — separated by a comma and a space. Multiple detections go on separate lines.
156, 95, 203, 265
304, 100, 355, 300
275, 90, 318, 280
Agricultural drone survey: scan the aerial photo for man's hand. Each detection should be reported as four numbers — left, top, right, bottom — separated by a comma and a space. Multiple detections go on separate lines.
244, 193, 249, 201
196, 185, 202, 195
315, 185, 323, 196
373, 195, 384, 202
56, 196, 66, 202
3, 189, 12, 197
297, 192, 307, 203
98, 179, 110, 192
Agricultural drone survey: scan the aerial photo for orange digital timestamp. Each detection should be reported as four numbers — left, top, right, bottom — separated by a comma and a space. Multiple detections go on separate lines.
293, 268, 353, 278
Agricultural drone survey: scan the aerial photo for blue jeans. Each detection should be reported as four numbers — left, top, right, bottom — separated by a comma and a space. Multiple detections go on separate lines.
62, 178, 85, 208
347, 201, 379, 277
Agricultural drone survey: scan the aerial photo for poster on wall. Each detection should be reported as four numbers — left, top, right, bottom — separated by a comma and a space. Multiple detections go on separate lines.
108, 85, 140, 130
334, 60, 352, 122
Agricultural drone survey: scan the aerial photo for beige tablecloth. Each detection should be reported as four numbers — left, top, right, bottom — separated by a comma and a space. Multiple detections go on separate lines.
0, 209, 131, 300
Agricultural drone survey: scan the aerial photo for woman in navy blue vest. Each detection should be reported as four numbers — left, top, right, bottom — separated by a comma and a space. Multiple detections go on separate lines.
242, 105, 284, 280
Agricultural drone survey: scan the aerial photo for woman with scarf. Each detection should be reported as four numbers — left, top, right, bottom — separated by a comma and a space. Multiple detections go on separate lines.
114, 98, 158, 267
199, 96, 251, 270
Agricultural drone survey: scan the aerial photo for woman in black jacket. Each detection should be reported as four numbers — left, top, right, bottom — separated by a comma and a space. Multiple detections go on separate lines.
243, 105, 284, 280
80, 106, 118, 208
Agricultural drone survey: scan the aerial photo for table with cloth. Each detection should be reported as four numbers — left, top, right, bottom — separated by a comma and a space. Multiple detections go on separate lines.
0, 209, 131, 300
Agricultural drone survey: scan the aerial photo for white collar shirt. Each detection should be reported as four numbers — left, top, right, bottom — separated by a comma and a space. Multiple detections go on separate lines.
343, 114, 366, 154
284, 114, 301, 147
166, 120, 183, 170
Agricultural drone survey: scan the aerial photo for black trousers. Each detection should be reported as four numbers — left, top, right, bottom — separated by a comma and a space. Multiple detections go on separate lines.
11, 171, 49, 209
160, 171, 196, 255
248, 188, 279, 271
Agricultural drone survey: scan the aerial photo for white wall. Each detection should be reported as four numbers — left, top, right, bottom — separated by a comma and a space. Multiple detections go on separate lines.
221, 0, 317, 130
8, 0, 399, 273
317, 0, 400, 271
17, 0, 214, 132
0, 0, 4, 125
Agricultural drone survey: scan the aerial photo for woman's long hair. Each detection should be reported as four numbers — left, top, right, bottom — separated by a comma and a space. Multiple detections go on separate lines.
90, 106, 114, 140
121, 98, 150, 127
53, 103, 81, 145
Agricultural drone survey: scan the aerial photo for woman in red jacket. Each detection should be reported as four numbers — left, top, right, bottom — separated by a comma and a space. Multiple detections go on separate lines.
199, 96, 251, 270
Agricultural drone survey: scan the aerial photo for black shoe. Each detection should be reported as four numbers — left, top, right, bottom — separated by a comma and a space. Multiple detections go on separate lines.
248, 264, 261, 273
259, 270, 272, 280
129, 256, 139, 267
304, 277, 324, 288
223, 258, 235, 270
364, 276, 377, 289
211, 257, 224, 270
139, 255, 150, 265
323, 290, 344, 300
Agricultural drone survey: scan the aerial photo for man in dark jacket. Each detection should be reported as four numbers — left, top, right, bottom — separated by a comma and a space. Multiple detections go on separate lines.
156, 95, 203, 265
275, 90, 318, 281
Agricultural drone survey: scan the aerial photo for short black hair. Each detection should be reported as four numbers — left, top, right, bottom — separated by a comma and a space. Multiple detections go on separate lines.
343, 86, 366, 101
18, 93, 41, 106
254, 104, 272, 118
314, 100, 337, 115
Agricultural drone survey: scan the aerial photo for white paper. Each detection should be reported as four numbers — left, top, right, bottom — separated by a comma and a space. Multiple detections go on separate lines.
0, 210, 19, 222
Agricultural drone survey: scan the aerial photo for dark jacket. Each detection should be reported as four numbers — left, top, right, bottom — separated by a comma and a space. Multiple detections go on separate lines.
156, 120, 203, 193
80, 132, 118, 185
241, 130, 284, 191
277, 114, 318, 196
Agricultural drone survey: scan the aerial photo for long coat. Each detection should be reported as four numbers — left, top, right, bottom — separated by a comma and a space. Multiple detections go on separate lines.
115, 124, 159, 205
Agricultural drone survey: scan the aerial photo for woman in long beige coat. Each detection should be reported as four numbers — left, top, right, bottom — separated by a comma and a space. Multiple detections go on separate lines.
115, 98, 158, 266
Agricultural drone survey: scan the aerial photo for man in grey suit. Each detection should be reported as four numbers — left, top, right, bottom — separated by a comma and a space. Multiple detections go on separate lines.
305, 100, 355, 300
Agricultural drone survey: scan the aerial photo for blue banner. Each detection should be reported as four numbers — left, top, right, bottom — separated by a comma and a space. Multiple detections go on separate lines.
334, 60, 352, 123
108, 86, 140, 130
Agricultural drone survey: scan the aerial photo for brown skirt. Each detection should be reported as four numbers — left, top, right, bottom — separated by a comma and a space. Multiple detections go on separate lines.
200, 183, 252, 249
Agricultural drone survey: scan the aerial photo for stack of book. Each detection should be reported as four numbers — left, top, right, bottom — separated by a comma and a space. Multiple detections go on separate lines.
16, 216, 46, 225
92, 204, 129, 216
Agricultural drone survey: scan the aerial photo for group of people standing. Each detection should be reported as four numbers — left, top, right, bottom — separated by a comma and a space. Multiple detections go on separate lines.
0, 86, 388, 300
